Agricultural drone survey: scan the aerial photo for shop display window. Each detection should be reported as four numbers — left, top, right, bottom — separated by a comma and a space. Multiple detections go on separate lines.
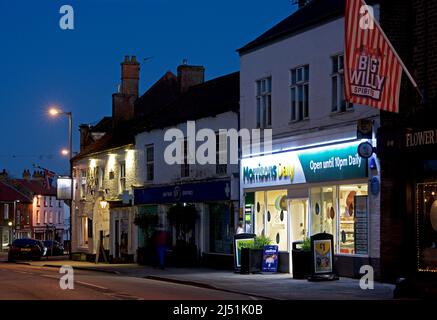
255, 191, 266, 236
310, 186, 337, 247
339, 184, 368, 255
266, 190, 288, 251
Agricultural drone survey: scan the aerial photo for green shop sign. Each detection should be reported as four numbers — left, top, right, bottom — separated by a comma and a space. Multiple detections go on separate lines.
298, 143, 367, 183
241, 142, 368, 188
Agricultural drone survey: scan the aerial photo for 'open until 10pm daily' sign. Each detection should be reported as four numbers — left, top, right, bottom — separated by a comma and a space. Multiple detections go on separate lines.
242, 142, 367, 188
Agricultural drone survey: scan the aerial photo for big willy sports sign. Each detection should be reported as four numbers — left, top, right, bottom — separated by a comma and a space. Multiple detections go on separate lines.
344, 0, 419, 113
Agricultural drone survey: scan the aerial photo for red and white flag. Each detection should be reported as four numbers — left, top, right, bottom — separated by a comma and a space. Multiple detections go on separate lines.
344, 0, 410, 113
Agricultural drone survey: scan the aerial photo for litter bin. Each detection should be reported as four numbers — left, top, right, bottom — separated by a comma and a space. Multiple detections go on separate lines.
292, 241, 311, 279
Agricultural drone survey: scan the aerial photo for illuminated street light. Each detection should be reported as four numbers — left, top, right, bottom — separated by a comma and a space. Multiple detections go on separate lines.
8, 221, 12, 227
61, 148, 69, 156
100, 199, 108, 209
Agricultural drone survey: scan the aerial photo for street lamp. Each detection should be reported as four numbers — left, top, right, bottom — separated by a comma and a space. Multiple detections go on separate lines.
61, 148, 69, 156
48, 106, 73, 259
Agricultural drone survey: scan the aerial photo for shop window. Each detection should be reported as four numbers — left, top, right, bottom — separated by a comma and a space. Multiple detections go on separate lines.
338, 184, 368, 255
266, 190, 288, 251
209, 204, 233, 254
417, 183, 437, 272
255, 191, 266, 236
310, 186, 337, 247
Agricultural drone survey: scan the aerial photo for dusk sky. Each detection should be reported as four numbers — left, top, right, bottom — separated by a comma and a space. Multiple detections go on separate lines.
0, 0, 296, 178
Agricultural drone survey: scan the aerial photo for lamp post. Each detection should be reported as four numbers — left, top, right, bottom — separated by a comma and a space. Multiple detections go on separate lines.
49, 107, 73, 259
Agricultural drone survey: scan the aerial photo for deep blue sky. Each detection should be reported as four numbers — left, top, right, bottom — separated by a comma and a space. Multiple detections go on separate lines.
0, 0, 296, 177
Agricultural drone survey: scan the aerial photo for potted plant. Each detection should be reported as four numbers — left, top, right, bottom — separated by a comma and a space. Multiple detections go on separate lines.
291, 237, 312, 279
240, 236, 272, 274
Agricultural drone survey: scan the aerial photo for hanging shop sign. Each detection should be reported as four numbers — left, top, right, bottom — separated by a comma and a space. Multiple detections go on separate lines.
241, 141, 367, 189
134, 180, 231, 205
261, 245, 279, 273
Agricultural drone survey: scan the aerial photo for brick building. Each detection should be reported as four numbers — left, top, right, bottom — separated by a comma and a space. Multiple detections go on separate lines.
377, 0, 437, 295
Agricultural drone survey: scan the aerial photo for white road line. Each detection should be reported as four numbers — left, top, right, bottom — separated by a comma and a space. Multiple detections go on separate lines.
75, 281, 108, 291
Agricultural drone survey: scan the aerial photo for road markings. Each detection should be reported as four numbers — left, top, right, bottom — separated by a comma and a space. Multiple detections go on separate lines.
75, 280, 108, 291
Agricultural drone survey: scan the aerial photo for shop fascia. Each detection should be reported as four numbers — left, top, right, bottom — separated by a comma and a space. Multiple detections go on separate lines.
241, 141, 367, 188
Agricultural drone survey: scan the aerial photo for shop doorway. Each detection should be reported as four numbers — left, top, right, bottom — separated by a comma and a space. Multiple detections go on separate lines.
288, 199, 308, 243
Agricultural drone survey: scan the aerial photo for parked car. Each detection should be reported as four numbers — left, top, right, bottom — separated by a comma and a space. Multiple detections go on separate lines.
8, 239, 47, 261
43, 240, 64, 256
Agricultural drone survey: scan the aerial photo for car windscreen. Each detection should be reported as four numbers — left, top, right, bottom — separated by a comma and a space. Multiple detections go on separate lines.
12, 239, 37, 247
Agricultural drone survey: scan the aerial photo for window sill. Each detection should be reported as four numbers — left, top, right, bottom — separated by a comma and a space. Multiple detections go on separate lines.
330, 108, 355, 116
288, 118, 310, 125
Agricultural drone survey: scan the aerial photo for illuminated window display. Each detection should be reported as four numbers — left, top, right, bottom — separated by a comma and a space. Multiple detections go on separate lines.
255, 191, 266, 236
339, 184, 368, 255
310, 186, 337, 246
266, 190, 288, 251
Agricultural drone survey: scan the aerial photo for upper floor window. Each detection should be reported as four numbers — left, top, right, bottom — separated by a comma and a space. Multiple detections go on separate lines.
49, 196, 53, 207
216, 133, 227, 176
17, 210, 21, 225
331, 54, 353, 113
58, 201, 62, 208
256, 77, 272, 128
3, 204, 9, 219
44, 196, 48, 207
97, 166, 104, 190
36, 197, 40, 207
80, 169, 87, 199
36, 210, 40, 224
181, 139, 190, 178
145, 144, 154, 181
119, 161, 126, 192
290, 65, 309, 122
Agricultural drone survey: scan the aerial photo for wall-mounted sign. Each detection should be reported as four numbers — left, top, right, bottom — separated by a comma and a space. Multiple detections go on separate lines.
406, 129, 437, 148
241, 141, 367, 189
357, 119, 373, 140
57, 177, 72, 200
262, 245, 279, 272
357, 141, 374, 159
354, 196, 369, 255
134, 180, 231, 205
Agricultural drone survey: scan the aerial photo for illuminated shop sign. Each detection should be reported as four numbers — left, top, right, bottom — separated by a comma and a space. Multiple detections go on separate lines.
241, 142, 367, 188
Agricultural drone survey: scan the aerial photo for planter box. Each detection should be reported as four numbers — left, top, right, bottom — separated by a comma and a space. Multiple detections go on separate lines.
240, 248, 263, 274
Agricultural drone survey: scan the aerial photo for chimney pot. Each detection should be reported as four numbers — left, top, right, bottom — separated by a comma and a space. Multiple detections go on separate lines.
177, 63, 205, 93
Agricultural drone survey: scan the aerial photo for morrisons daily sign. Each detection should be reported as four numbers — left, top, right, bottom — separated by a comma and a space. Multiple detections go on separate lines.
241, 141, 368, 189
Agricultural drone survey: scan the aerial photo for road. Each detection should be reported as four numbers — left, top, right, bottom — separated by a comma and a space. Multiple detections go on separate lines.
0, 263, 258, 300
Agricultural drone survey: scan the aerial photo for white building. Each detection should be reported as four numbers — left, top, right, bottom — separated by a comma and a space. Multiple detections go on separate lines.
238, 0, 381, 277
133, 69, 240, 268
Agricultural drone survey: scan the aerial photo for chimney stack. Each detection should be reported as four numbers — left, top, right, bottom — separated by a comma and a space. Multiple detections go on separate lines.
121, 55, 140, 97
177, 61, 205, 93
79, 124, 91, 152
22, 169, 31, 181
113, 56, 140, 128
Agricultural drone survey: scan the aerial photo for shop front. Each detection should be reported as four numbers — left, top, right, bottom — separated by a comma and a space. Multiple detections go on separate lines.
134, 179, 237, 268
379, 122, 437, 288
241, 140, 379, 277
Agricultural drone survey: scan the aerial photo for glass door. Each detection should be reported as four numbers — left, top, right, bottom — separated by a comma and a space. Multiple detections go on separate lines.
289, 199, 308, 243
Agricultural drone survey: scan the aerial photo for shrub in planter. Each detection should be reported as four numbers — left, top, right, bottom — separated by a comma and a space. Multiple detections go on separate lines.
240, 236, 272, 274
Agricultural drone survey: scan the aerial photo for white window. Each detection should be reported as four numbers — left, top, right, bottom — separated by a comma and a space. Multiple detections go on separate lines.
44, 196, 48, 207
44, 211, 47, 224
256, 77, 272, 128
98, 167, 104, 189
119, 162, 126, 192
216, 132, 227, 175
3, 204, 9, 219
79, 217, 88, 247
36, 210, 40, 224
80, 169, 87, 199
290, 65, 309, 122
146, 144, 154, 181
58, 212, 62, 224
36, 197, 40, 207
181, 139, 190, 178
331, 54, 353, 113
49, 196, 53, 207
17, 210, 21, 225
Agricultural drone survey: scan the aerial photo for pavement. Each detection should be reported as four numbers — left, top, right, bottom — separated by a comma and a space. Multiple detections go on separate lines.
0, 254, 396, 300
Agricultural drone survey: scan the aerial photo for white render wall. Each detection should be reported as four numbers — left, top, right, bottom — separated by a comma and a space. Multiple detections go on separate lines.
135, 110, 239, 197
240, 16, 380, 146
239, 13, 381, 261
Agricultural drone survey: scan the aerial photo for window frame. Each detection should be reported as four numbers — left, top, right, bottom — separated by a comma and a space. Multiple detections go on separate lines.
256, 77, 272, 129
145, 144, 155, 182
119, 161, 127, 193
331, 54, 353, 113
290, 65, 310, 122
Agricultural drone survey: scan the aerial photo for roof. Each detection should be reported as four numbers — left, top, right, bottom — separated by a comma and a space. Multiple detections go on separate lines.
0, 181, 32, 203
238, 0, 378, 54
135, 71, 240, 132
13, 179, 57, 196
